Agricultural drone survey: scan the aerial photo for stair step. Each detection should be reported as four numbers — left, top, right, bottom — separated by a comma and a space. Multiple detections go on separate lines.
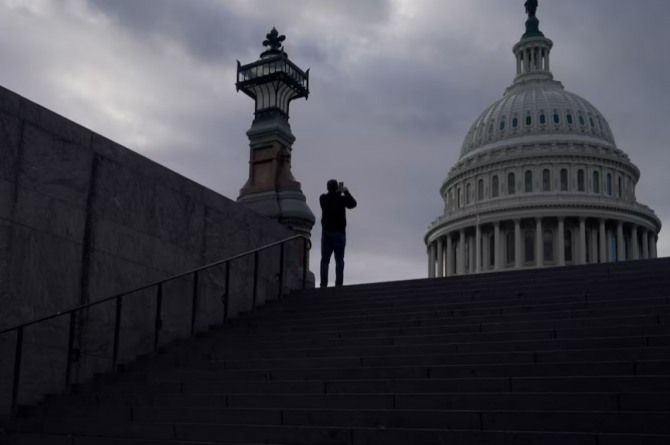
5, 435, 262, 445
42, 392, 670, 412
132, 360, 667, 383
250, 295, 670, 322
76, 375, 670, 395
201, 324, 670, 352
11, 429, 663, 445
31, 412, 670, 440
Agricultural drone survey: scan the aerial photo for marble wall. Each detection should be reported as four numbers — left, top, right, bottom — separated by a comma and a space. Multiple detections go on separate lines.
0, 85, 304, 416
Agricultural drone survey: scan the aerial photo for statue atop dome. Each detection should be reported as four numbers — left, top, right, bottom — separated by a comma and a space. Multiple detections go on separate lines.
522, 0, 544, 38
525, 0, 538, 18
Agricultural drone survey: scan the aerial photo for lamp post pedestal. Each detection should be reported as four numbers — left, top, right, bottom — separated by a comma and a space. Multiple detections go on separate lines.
236, 28, 315, 286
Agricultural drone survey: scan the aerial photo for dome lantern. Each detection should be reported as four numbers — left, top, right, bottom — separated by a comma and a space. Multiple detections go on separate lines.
513, 1, 553, 83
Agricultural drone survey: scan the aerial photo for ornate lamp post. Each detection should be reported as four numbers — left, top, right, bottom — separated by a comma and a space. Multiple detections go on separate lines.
236, 28, 315, 283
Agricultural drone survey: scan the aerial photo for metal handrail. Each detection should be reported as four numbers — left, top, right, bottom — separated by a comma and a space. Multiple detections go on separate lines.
1, 234, 311, 416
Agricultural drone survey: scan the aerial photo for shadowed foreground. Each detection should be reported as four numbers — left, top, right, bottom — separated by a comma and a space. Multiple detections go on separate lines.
4, 258, 670, 444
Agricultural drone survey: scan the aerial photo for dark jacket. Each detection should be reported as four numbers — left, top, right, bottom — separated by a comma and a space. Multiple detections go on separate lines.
320, 190, 357, 234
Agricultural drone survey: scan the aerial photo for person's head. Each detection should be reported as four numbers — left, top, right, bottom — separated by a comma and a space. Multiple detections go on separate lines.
327, 179, 339, 193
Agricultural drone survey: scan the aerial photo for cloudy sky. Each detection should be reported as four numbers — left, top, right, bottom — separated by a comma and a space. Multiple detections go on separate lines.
1, 0, 668, 285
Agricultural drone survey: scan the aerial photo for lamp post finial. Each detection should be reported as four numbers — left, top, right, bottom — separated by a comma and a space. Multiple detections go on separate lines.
262, 27, 286, 54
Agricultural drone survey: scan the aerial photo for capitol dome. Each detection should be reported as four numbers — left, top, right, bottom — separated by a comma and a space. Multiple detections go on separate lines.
425, 3, 661, 277
460, 81, 616, 160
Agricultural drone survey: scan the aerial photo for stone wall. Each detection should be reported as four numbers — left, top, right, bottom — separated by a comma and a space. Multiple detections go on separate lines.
0, 85, 304, 417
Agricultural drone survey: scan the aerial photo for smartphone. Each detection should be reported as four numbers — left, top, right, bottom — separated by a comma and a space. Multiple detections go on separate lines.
338, 182, 344, 192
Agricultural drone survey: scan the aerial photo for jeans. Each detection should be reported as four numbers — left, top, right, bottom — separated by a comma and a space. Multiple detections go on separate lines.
320, 232, 346, 287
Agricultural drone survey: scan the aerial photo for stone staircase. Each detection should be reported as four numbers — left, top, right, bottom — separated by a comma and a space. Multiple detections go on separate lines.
4, 258, 670, 444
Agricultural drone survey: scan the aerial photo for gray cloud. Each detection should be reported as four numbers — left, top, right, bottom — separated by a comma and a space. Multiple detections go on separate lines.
85, 0, 262, 62
1, 0, 668, 286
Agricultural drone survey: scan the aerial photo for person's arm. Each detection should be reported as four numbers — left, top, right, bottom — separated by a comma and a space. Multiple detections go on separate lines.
342, 188, 357, 209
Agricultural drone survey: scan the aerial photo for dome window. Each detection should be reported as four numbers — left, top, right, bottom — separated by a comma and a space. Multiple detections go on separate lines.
565, 230, 573, 263
525, 116, 532, 126
542, 169, 551, 192
606, 173, 613, 196
579, 115, 585, 126
507, 173, 516, 195
590, 117, 595, 128
618, 177, 622, 198
578, 169, 585, 192
492, 175, 499, 198
488, 124, 494, 135
593, 171, 600, 194
500, 121, 506, 131
553, 113, 560, 124
525, 170, 533, 193
540, 114, 546, 124
512, 117, 519, 128
567, 114, 573, 125
560, 169, 568, 191
543, 230, 554, 262
608, 233, 617, 262
524, 230, 535, 263
506, 232, 515, 265
489, 236, 495, 267
477, 179, 484, 201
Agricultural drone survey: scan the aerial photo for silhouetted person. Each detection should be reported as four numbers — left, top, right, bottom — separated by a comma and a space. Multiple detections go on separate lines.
320, 179, 357, 287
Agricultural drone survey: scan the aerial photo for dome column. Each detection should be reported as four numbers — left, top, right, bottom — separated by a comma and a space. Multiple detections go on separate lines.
514, 219, 522, 268
631, 225, 639, 260
590, 227, 599, 264
428, 243, 436, 278
599, 219, 608, 263
437, 238, 445, 278
642, 230, 650, 260
446, 234, 454, 277
651, 234, 658, 259
468, 234, 475, 274
475, 225, 482, 273
558, 217, 566, 266
578, 217, 587, 264
649, 231, 655, 259
616, 221, 625, 261
494, 222, 502, 270
535, 218, 543, 267
544, 49, 550, 71
458, 229, 466, 275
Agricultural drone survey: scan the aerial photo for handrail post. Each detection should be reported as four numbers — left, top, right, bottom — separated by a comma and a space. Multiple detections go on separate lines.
252, 251, 259, 309
190, 272, 199, 337
278, 242, 285, 298
11, 326, 24, 416
154, 283, 163, 352
223, 262, 230, 323
65, 311, 77, 389
112, 295, 123, 370
302, 236, 309, 290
